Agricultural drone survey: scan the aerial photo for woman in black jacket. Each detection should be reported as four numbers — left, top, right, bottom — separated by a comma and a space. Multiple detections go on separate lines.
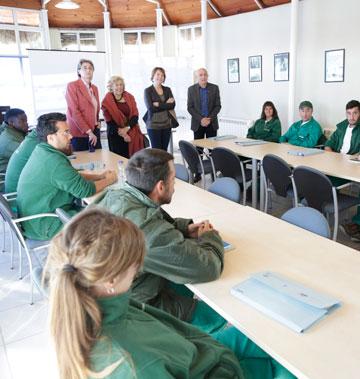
143, 67, 176, 151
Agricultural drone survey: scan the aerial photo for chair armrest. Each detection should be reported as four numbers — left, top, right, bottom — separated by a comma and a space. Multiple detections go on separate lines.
3, 192, 17, 200
14, 213, 59, 223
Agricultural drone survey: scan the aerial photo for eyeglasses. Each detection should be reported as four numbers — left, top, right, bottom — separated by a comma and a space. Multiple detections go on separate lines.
56, 129, 71, 136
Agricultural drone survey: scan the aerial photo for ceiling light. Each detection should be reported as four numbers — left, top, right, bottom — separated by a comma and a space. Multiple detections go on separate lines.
55, 0, 80, 10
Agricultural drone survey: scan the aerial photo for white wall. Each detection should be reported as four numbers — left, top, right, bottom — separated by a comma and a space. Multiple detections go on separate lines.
207, 5, 291, 130
207, 0, 360, 132
295, 0, 360, 129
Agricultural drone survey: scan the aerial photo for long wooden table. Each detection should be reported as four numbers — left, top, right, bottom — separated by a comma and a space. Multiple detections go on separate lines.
74, 149, 360, 378
164, 182, 360, 379
193, 138, 360, 209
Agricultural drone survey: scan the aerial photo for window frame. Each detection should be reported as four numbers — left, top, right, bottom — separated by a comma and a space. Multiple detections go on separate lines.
59, 29, 97, 51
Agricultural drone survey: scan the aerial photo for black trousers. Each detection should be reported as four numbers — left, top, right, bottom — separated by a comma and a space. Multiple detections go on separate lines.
193, 125, 217, 140
71, 128, 102, 152
107, 131, 129, 158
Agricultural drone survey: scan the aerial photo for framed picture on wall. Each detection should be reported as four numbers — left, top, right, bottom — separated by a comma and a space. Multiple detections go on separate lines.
274, 52, 289, 81
249, 55, 262, 82
227, 58, 240, 83
325, 49, 345, 82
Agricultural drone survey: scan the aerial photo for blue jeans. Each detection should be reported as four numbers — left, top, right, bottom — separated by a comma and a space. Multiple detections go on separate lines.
147, 128, 171, 151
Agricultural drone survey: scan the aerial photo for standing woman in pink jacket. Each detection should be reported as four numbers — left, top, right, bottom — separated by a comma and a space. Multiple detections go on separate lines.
65, 59, 102, 151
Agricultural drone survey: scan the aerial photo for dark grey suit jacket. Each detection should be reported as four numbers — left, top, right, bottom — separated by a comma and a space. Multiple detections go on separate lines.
187, 82, 221, 132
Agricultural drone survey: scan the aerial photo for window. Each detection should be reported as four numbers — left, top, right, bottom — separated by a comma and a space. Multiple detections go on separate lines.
60, 31, 97, 51
178, 25, 202, 58
0, 7, 43, 123
123, 30, 156, 56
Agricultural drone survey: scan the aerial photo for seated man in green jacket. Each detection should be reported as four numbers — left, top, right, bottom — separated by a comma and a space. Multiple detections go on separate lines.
17, 112, 117, 241
5, 128, 39, 193
247, 101, 281, 142
325, 100, 360, 240
96, 148, 226, 334
0, 108, 28, 190
279, 100, 322, 147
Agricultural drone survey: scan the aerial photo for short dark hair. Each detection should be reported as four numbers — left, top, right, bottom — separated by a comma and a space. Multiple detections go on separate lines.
346, 100, 360, 111
150, 67, 166, 82
77, 59, 95, 78
4, 108, 25, 123
260, 101, 279, 120
299, 100, 313, 110
126, 148, 174, 194
36, 113, 67, 142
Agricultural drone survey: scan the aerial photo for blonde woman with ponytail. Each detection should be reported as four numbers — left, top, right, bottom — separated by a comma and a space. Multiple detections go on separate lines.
45, 208, 295, 379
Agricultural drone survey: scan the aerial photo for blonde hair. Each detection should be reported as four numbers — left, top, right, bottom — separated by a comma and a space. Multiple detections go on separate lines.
44, 208, 145, 379
107, 75, 125, 92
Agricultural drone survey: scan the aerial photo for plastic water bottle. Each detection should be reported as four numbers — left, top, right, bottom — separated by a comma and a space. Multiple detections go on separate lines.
117, 160, 126, 187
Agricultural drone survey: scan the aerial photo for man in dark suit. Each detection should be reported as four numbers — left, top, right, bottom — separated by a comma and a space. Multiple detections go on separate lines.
187, 68, 221, 181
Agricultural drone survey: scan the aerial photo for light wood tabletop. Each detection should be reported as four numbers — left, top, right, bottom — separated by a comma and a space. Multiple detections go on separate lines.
164, 182, 360, 379
193, 138, 360, 183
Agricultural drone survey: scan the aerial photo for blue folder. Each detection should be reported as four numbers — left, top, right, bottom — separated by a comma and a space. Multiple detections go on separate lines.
234, 138, 269, 146
287, 148, 324, 157
208, 135, 238, 141
231, 271, 341, 333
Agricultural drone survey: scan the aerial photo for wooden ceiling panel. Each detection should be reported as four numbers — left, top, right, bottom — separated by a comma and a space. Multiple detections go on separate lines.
1, 0, 292, 28
47, 0, 104, 28
0, 0, 41, 10
109, 0, 157, 28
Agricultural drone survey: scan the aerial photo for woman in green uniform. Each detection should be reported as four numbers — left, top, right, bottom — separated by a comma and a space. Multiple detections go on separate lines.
247, 101, 281, 142
45, 208, 295, 379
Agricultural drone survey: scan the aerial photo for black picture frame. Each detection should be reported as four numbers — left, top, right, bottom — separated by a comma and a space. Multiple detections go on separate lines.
324, 49, 345, 83
274, 52, 289, 82
249, 55, 262, 82
227, 58, 240, 83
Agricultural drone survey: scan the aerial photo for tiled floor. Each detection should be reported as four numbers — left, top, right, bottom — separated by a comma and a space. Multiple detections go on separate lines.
0, 161, 359, 378
0, 234, 58, 379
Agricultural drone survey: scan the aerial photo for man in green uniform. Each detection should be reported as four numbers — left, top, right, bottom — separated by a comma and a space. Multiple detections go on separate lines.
0, 108, 28, 190
96, 148, 226, 333
325, 100, 360, 240
17, 112, 117, 241
279, 101, 322, 147
5, 128, 39, 193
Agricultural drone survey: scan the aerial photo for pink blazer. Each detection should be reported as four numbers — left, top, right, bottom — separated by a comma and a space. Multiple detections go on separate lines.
65, 79, 100, 138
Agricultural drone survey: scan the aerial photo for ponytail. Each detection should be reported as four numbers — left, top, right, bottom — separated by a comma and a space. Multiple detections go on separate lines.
44, 209, 145, 379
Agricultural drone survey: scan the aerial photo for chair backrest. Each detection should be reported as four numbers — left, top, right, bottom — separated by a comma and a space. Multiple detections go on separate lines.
178, 140, 201, 174
208, 177, 241, 203
293, 166, 333, 212
211, 147, 243, 180
174, 163, 190, 183
281, 206, 331, 238
55, 208, 72, 224
0, 106, 10, 124
0, 194, 26, 247
262, 154, 292, 197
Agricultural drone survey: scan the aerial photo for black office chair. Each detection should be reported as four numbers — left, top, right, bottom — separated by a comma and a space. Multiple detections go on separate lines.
178, 140, 214, 189
262, 154, 296, 213
293, 166, 360, 240
211, 147, 252, 205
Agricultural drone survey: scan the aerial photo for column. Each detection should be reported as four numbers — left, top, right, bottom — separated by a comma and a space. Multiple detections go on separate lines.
40, 9, 51, 49
103, 11, 112, 77
156, 7, 163, 57
287, 0, 299, 125
200, 0, 207, 67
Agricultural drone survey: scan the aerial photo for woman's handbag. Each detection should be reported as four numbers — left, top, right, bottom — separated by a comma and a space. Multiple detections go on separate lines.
168, 109, 179, 128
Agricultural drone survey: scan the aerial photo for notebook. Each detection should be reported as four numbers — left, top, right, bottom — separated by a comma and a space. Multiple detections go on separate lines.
231, 271, 340, 333
234, 138, 268, 146
287, 149, 324, 157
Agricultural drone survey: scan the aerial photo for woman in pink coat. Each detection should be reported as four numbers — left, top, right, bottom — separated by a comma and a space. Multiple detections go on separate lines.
65, 59, 102, 151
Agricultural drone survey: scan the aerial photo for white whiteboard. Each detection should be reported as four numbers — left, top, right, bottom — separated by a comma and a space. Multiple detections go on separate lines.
28, 49, 106, 119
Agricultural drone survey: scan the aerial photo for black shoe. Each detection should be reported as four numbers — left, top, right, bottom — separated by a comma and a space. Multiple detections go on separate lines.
193, 173, 202, 183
